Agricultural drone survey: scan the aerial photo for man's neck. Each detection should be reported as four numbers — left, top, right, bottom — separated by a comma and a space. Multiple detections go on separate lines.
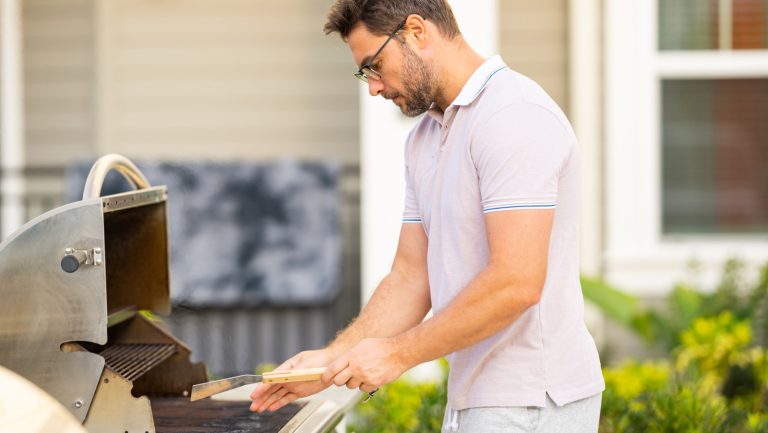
433, 41, 486, 112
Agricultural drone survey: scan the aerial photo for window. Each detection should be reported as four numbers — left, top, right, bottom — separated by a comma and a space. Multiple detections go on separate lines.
662, 78, 768, 234
602, 0, 768, 291
658, 0, 768, 234
659, 0, 768, 51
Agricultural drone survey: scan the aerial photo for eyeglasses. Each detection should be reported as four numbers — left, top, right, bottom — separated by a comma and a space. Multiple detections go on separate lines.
354, 20, 406, 83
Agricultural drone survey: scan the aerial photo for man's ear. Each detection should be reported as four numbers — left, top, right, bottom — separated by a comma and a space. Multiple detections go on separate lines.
403, 14, 430, 49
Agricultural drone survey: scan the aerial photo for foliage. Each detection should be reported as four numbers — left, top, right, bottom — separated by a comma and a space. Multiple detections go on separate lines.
583, 260, 768, 351
601, 313, 768, 433
591, 260, 768, 433
347, 360, 448, 433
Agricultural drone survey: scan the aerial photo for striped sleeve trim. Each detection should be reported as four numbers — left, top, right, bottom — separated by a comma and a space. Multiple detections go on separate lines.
403, 217, 423, 223
483, 203, 556, 213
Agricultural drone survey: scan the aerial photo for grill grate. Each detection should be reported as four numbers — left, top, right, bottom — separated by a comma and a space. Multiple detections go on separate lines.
100, 343, 177, 382
151, 398, 305, 433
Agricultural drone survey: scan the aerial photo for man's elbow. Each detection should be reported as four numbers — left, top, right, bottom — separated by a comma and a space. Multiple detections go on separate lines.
524, 285, 543, 307
488, 264, 545, 309
500, 278, 544, 309
512, 280, 543, 309
519, 269, 546, 307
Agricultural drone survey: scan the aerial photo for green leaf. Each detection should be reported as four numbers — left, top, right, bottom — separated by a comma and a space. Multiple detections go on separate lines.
581, 276, 640, 327
668, 285, 703, 330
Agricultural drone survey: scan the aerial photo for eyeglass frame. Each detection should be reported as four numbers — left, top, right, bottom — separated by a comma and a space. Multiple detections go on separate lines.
354, 20, 407, 83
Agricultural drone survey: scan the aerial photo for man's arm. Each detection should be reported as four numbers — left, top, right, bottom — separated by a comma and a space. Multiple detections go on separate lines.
323, 209, 553, 391
250, 223, 430, 412
325, 223, 431, 358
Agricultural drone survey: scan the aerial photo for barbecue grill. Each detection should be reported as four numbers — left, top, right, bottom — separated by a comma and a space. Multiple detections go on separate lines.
0, 154, 344, 433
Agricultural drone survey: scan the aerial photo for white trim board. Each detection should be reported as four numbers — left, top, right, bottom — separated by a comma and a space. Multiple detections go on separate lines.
569, 0, 603, 277
657, 51, 768, 78
0, 0, 26, 239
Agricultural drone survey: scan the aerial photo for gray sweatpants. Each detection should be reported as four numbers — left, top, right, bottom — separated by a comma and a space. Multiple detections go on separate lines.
441, 393, 602, 433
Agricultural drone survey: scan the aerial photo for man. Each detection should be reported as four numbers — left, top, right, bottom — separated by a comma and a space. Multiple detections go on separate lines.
250, 1, 605, 431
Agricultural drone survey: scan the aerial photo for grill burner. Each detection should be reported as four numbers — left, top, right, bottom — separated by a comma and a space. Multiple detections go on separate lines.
101, 344, 177, 382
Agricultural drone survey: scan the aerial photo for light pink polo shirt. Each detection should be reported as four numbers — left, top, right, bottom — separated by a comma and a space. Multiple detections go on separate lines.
402, 56, 605, 409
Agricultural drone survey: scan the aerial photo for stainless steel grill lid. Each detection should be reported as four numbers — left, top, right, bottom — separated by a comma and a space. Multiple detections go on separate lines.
0, 196, 108, 422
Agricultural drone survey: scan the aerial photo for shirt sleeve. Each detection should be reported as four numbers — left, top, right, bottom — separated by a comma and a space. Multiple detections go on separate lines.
471, 102, 574, 214
402, 134, 422, 224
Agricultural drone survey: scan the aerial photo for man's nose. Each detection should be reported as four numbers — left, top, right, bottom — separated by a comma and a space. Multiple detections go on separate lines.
367, 79, 384, 97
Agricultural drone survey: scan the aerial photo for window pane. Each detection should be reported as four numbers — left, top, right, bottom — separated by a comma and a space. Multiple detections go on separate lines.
733, 0, 768, 49
659, 0, 719, 50
662, 79, 768, 234
659, 0, 768, 50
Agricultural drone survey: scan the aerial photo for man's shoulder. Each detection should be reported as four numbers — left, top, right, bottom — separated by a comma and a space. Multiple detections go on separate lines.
476, 68, 552, 108
476, 69, 572, 133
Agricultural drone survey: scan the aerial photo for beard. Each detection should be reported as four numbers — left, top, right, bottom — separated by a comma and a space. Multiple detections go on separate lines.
383, 45, 436, 117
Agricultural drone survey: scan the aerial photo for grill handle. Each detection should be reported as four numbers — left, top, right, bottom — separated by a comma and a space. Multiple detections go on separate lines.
61, 247, 102, 273
82, 154, 151, 200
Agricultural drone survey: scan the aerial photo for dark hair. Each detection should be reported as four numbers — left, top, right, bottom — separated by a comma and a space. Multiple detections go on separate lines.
324, 0, 460, 40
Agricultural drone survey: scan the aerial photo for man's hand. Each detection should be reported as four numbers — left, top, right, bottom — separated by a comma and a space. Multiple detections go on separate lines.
249, 349, 335, 413
322, 337, 412, 393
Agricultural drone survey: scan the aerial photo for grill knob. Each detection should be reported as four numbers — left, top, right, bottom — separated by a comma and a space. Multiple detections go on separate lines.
61, 249, 88, 273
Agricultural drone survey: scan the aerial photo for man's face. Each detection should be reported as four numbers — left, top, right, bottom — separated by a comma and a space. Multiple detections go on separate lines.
347, 23, 436, 117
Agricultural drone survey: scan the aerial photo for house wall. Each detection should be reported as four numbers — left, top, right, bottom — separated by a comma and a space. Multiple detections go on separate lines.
499, 0, 569, 112
94, 0, 359, 163
20, 0, 359, 166
22, 0, 96, 166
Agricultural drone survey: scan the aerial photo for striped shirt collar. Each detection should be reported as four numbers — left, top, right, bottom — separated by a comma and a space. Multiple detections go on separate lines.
450, 55, 507, 107
426, 55, 507, 124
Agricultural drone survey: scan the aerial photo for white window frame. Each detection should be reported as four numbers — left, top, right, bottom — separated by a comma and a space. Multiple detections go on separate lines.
604, 0, 768, 295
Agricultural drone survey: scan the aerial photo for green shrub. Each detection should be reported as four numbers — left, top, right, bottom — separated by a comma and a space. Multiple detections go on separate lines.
600, 316, 768, 432
600, 313, 767, 433
583, 261, 768, 352
593, 260, 768, 433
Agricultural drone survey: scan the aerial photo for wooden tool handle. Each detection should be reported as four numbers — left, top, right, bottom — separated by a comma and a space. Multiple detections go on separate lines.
261, 367, 326, 384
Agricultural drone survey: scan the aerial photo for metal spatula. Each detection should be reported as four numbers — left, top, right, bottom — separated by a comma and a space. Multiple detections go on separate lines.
190, 367, 326, 401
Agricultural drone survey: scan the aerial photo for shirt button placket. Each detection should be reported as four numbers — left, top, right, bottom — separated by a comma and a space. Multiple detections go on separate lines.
440, 109, 456, 152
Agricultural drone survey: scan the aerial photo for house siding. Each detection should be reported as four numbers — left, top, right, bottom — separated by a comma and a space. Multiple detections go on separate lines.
95, 0, 359, 163
499, 0, 569, 112
22, 0, 96, 166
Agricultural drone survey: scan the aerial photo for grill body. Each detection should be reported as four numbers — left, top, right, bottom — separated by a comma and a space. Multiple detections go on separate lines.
0, 155, 343, 433
0, 199, 107, 422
